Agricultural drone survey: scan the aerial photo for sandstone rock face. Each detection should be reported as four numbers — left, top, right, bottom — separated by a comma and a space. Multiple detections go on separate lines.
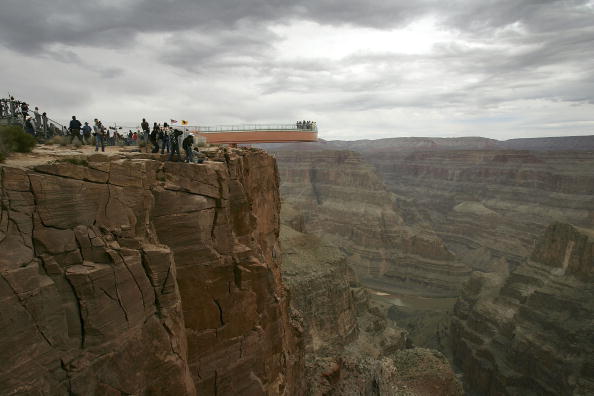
365, 150, 594, 271
451, 223, 594, 395
274, 150, 470, 297
280, 223, 463, 395
0, 148, 301, 395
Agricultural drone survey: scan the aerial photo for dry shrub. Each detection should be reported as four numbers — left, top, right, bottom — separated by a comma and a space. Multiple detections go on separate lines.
48, 135, 68, 146
0, 125, 36, 161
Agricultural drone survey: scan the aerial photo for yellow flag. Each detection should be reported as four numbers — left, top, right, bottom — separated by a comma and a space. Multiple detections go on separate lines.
181, 120, 188, 125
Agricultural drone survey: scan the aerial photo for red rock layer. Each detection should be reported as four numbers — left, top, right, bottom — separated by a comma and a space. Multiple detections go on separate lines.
0, 148, 302, 395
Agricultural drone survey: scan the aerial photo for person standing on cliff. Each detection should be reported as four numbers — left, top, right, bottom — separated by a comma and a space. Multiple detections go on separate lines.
33, 107, 42, 130
168, 128, 183, 161
68, 115, 82, 144
9, 97, 17, 117
182, 133, 194, 163
81, 122, 92, 145
20, 102, 30, 122
160, 123, 170, 154
24, 117, 36, 136
150, 123, 160, 153
41, 112, 48, 137
93, 119, 106, 152
141, 118, 150, 152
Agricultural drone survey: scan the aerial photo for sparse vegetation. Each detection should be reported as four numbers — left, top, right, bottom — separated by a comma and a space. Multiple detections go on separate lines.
0, 125, 36, 161
48, 135, 68, 146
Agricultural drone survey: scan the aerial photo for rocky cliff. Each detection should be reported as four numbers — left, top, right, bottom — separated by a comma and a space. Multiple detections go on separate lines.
0, 147, 301, 395
280, 223, 463, 395
274, 149, 470, 297
451, 223, 594, 395
366, 150, 594, 270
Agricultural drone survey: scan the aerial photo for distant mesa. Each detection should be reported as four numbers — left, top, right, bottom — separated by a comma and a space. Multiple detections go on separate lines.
263, 134, 594, 152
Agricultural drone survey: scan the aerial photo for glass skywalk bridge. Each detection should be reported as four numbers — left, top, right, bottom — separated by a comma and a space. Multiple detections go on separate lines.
187, 123, 318, 144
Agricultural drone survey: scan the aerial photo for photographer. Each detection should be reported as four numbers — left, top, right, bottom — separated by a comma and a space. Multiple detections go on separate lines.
168, 128, 183, 161
182, 133, 194, 163
93, 119, 106, 152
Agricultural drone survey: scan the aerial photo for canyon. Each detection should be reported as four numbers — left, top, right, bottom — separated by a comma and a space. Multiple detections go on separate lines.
0, 145, 462, 395
451, 222, 594, 395
268, 135, 594, 395
2, 134, 592, 395
268, 136, 594, 273
280, 224, 462, 395
364, 148, 594, 272
273, 150, 470, 298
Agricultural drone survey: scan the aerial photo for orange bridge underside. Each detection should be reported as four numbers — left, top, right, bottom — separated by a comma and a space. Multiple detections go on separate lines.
195, 130, 318, 144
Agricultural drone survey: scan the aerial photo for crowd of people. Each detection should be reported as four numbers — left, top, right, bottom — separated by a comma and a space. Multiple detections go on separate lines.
143, 119, 201, 163
297, 120, 316, 130
71, 117, 201, 163
1, 97, 56, 136
1, 97, 202, 163
2, 97, 317, 163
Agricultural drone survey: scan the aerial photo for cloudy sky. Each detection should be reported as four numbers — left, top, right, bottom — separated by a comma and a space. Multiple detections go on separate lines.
1, 0, 593, 140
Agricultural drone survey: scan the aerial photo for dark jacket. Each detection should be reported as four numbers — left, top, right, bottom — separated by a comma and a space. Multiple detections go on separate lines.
182, 135, 194, 150
25, 119, 35, 135
69, 119, 82, 130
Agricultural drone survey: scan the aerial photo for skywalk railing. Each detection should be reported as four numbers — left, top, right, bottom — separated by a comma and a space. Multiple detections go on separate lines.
2, 97, 318, 136
0, 98, 67, 133
95, 123, 318, 133
187, 123, 318, 133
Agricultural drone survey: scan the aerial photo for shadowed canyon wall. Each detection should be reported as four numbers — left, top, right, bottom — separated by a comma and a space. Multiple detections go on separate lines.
365, 150, 594, 271
0, 148, 302, 395
273, 150, 470, 298
268, 140, 594, 395
280, 223, 463, 395
451, 223, 594, 395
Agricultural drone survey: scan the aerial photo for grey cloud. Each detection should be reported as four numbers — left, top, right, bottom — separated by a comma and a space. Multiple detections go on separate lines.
1, 0, 593, 140
159, 26, 278, 73
1, 0, 592, 51
0, 0, 291, 53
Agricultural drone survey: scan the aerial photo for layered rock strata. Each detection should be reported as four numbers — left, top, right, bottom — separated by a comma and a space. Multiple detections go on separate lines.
280, 224, 463, 395
451, 223, 594, 395
274, 149, 470, 297
0, 148, 301, 395
366, 150, 594, 271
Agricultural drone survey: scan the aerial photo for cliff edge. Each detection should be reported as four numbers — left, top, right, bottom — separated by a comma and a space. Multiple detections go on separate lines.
0, 147, 301, 395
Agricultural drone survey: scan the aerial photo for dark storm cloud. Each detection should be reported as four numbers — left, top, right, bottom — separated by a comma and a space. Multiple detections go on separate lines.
0, 0, 431, 54
442, 0, 594, 34
2, 0, 592, 74
158, 26, 278, 73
